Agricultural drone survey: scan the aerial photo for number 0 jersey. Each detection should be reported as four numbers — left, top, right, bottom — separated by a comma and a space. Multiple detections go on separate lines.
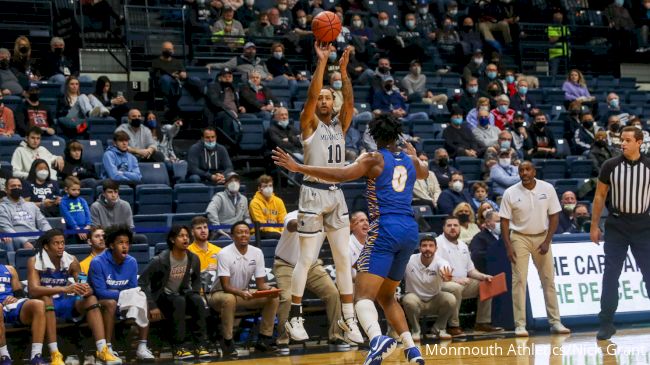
302, 117, 345, 183
367, 149, 416, 220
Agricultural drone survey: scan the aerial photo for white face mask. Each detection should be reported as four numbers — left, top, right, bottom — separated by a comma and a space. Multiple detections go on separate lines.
227, 181, 240, 193
245, 0, 254, 5
379, 19, 389, 27
493, 223, 501, 235
451, 180, 463, 193
36, 170, 49, 181
474, 57, 483, 64
418, 7, 428, 14
278, 3, 287, 11
634, 124, 643, 130
498, 158, 511, 167
353, 20, 363, 27
262, 186, 274, 198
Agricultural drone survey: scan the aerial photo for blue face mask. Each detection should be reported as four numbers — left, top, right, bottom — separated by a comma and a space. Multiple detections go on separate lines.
615, 0, 624, 6
609, 99, 619, 108
467, 86, 478, 94
487, 71, 497, 79
329, 52, 337, 62
332, 80, 343, 90
479, 116, 490, 126
498, 105, 509, 114
505, 75, 515, 83
518, 86, 528, 95
144, 119, 157, 129
451, 117, 463, 126
204, 141, 216, 149
500, 140, 511, 150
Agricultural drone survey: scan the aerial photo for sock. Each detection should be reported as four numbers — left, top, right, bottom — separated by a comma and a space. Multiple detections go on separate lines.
137, 341, 148, 352
107, 343, 112, 350
0, 345, 10, 358
48, 342, 59, 353
289, 303, 303, 318
96, 339, 107, 352
355, 299, 382, 340
224, 339, 233, 346
342, 303, 355, 320
31, 343, 43, 359
400, 332, 415, 349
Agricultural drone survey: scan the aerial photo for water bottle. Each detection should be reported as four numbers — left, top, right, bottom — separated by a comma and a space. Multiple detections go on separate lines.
75, 273, 88, 300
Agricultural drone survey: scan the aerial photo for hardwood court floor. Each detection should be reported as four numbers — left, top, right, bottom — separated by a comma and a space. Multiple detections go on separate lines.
208, 328, 650, 365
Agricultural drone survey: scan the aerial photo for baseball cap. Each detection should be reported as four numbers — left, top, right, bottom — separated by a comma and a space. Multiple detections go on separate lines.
243, 42, 256, 49
219, 67, 233, 76
225, 171, 240, 182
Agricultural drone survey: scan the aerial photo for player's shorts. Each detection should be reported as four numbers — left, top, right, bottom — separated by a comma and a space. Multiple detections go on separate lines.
356, 214, 418, 282
298, 182, 349, 236
53, 295, 83, 322
2, 298, 27, 325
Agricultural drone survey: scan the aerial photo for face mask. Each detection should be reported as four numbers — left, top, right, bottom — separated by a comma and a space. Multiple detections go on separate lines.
9, 188, 22, 200
220, 81, 233, 88
451, 117, 463, 126
332, 80, 343, 90
36, 170, 49, 181
609, 123, 620, 132
493, 224, 501, 235
273, 51, 283, 59
129, 118, 142, 128
162, 50, 173, 58
479, 116, 490, 127
353, 20, 363, 27
278, 3, 287, 10
463, 25, 473, 32
19, 46, 29, 54
449, 9, 458, 15
457, 213, 470, 224
378, 66, 389, 74
418, 7, 428, 14
498, 105, 509, 114
615, 0, 624, 6
451, 180, 464, 193
473, 57, 483, 64
0, 60, 8, 69
145, 119, 157, 129
514, 121, 524, 129
582, 121, 594, 129
438, 157, 448, 167
406, 20, 416, 29
54, 48, 64, 55
500, 140, 511, 150
245, 0, 254, 5
379, 19, 389, 27
634, 124, 643, 130
467, 85, 478, 94
576, 215, 590, 228
204, 141, 216, 149
227, 181, 240, 193
505, 75, 515, 83
489, 89, 500, 97
487, 71, 497, 79
384, 83, 393, 91
499, 158, 511, 166
563, 203, 576, 212
609, 99, 619, 108
277, 119, 290, 128
518, 86, 528, 95
329, 52, 337, 62
595, 139, 607, 147
412, 66, 421, 75
534, 121, 546, 130
28, 93, 40, 102
262, 186, 273, 198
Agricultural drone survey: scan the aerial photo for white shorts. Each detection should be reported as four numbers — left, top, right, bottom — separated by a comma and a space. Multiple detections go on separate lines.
298, 184, 349, 236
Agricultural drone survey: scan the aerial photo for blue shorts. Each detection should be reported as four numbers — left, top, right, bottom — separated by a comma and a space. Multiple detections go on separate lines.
3, 300, 26, 325
53, 295, 81, 321
356, 214, 418, 282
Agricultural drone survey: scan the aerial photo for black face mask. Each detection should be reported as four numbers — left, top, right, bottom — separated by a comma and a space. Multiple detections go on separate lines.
54, 48, 64, 55
438, 157, 448, 167
9, 188, 22, 200
457, 213, 470, 224
0, 60, 8, 70
19, 46, 29, 54
595, 140, 607, 148
576, 216, 590, 228
384, 83, 393, 91
378, 66, 389, 74
462, 25, 473, 32
162, 50, 173, 58
130, 118, 142, 128
582, 121, 594, 129
489, 89, 500, 96
609, 123, 620, 132
534, 122, 546, 130
28, 93, 39, 102
514, 121, 524, 129
220, 81, 233, 89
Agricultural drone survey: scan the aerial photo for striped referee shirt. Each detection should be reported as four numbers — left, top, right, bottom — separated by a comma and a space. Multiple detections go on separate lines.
598, 155, 650, 214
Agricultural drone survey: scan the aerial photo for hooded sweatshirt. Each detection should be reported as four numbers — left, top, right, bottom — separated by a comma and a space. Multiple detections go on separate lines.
206, 190, 250, 226
102, 145, 142, 182
249, 191, 287, 235
186, 141, 233, 181
0, 197, 51, 235
11, 140, 59, 179
88, 250, 138, 301
90, 196, 134, 229
60, 144, 96, 180
60, 194, 91, 230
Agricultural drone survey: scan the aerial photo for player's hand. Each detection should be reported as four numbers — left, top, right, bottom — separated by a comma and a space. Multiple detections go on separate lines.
272, 147, 301, 173
2, 295, 17, 305
339, 46, 352, 75
403, 141, 417, 157
537, 241, 550, 255
314, 41, 331, 63
150, 308, 163, 321
590, 225, 602, 245
440, 266, 453, 282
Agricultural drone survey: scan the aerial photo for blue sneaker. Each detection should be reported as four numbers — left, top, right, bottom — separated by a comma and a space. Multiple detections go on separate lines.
363, 335, 397, 365
0, 356, 12, 365
29, 354, 46, 365
404, 346, 425, 364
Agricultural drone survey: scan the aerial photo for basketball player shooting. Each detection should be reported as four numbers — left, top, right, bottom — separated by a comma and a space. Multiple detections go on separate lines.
284, 42, 363, 345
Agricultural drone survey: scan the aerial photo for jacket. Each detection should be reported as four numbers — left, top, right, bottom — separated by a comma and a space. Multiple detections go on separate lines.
562, 81, 591, 101
90, 197, 134, 229
60, 144, 96, 181
206, 190, 250, 226
207, 55, 271, 79
0, 197, 51, 235
437, 189, 473, 215
442, 123, 484, 158
588, 143, 615, 176
11, 141, 59, 180
413, 172, 442, 204
186, 141, 233, 181
60, 194, 91, 230
88, 250, 138, 301
489, 164, 521, 196
267, 120, 302, 153
249, 191, 287, 235
239, 84, 276, 113
371, 90, 407, 113
102, 145, 142, 182
138, 250, 201, 310
469, 229, 498, 274
204, 81, 240, 121
574, 126, 601, 155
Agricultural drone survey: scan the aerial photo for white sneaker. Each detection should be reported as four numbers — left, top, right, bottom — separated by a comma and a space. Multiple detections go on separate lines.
136, 347, 155, 361
550, 323, 571, 334
337, 317, 364, 345
412, 331, 421, 342
437, 329, 452, 340
109, 348, 119, 358
89, 106, 103, 117
285, 316, 309, 342
65, 355, 80, 365
515, 326, 529, 337
82, 355, 95, 365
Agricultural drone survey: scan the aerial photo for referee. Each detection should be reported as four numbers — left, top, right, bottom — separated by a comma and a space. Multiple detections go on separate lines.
591, 126, 650, 340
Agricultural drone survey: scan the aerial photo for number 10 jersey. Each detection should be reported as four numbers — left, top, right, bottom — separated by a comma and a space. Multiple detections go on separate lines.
302, 117, 345, 184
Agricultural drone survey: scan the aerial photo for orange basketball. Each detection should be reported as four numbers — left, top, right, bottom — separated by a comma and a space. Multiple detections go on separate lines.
311, 11, 342, 43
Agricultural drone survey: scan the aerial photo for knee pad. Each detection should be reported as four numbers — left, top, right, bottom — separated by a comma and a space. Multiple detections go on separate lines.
85, 303, 101, 313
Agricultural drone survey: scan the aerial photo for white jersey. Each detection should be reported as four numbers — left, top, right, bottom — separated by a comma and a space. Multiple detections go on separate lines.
302, 117, 345, 183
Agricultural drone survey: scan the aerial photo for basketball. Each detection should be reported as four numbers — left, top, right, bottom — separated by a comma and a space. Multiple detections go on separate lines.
311, 11, 342, 43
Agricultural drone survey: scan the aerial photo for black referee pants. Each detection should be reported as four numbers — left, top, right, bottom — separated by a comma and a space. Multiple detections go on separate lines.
600, 214, 650, 323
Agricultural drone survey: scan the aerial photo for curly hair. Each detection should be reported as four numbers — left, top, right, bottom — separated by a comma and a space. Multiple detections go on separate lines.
368, 113, 402, 148
104, 225, 133, 248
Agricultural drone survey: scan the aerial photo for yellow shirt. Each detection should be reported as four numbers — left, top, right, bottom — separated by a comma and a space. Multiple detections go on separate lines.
188, 241, 222, 272
79, 252, 97, 275
249, 191, 287, 234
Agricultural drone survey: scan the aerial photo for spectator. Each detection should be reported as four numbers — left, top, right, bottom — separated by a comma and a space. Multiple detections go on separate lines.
39, 37, 77, 84
267, 7, 290, 35
490, 150, 521, 196
402, 236, 455, 341
508, 111, 528, 157
59, 176, 91, 242
372, 11, 399, 46
138, 226, 210, 360
443, 108, 484, 158
88, 225, 155, 361
397, 13, 428, 63
437, 172, 473, 215
188, 216, 221, 272
0, 177, 51, 251
470, 181, 499, 212
206, 172, 251, 238
459, 18, 483, 57
345, 124, 363, 162
266, 43, 305, 87
484, 130, 520, 165
473, 108, 501, 149
249, 174, 287, 239
18, 85, 59, 140
187, 127, 234, 183
636, 0, 650, 52
569, 203, 590, 233
469, 210, 500, 274
349, 15, 373, 54
208, 222, 279, 357
413, 152, 442, 210
430, 148, 459, 189
268, 107, 302, 160
0, 48, 23, 96
510, 79, 536, 116
372, 76, 408, 119
605, 0, 636, 70
524, 113, 557, 159
102, 131, 142, 183
548, 11, 570, 78
204, 68, 245, 144
476, 0, 513, 52
574, 112, 601, 155
370, 57, 392, 95
89, 76, 129, 121
437, 216, 502, 336
605, 115, 623, 152
503, 70, 517, 97
562, 69, 594, 103
478, 64, 503, 95
56, 76, 109, 122
212, 6, 245, 34
453, 202, 480, 243
11, 127, 64, 180
466, 97, 495, 130
151, 41, 187, 106
401, 60, 448, 105
208, 42, 272, 80
349, 211, 368, 279
415, 1, 437, 42
90, 180, 136, 232
629, 117, 650, 154
59, 140, 98, 188
485, 81, 504, 108
491, 94, 515, 130
458, 77, 486, 114
235, 0, 258, 28
22, 159, 61, 217
437, 17, 461, 60
247, 13, 275, 37
463, 49, 486, 84
556, 191, 577, 234
10, 35, 38, 83
0, 94, 20, 141
600, 92, 631, 126
115, 109, 164, 163
79, 226, 105, 275
239, 70, 276, 120
345, 45, 375, 85
589, 130, 615, 176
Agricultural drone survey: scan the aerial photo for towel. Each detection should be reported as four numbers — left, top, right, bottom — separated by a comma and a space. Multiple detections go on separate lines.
118, 287, 149, 328
34, 251, 75, 272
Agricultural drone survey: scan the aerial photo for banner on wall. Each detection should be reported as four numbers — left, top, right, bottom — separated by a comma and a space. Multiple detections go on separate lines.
527, 242, 649, 318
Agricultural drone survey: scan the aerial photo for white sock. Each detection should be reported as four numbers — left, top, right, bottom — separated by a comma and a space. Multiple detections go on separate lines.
96, 339, 107, 352
48, 342, 59, 353
0, 345, 10, 358
137, 340, 148, 352
31, 343, 43, 359
342, 303, 355, 320
400, 332, 415, 349
355, 299, 382, 339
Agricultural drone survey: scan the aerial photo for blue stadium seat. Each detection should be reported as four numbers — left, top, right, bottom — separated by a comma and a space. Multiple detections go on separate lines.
177, 88, 205, 116
78, 140, 105, 165
568, 159, 592, 178
627, 91, 649, 104
0, 139, 21, 161
173, 183, 212, 213
268, 87, 291, 108
15, 249, 36, 278
542, 159, 567, 179
419, 139, 445, 155
139, 163, 170, 185
556, 139, 571, 158
87, 117, 117, 143
553, 233, 590, 243
171, 213, 200, 226
553, 179, 583, 195
40, 139, 65, 156
80, 188, 95, 206
411, 120, 436, 139
427, 215, 447, 235
353, 86, 372, 103
95, 185, 134, 206
67, 245, 91, 263
544, 90, 565, 104
154, 242, 168, 255
454, 157, 482, 181
342, 182, 367, 213
47, 217, 66, 230
0, 250, 8, 266
619, 77, 637, 90
1, 96, 22, 112
134, 214, 169, 246
129, 244, 151, 274
38, 83, 62, 99
408, 104, 431, 116
239, 123, 266, 154
135, 185, 173, 215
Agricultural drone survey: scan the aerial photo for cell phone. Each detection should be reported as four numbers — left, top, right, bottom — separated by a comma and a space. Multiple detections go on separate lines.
117, 91, 123, 97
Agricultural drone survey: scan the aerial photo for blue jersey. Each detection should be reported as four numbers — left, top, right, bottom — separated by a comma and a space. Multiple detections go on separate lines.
0, 265, 13, 302
38, 260, 71, 288
367, 148, 416, 221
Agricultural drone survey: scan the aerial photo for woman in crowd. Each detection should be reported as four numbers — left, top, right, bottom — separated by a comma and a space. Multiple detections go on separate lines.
11, 36, 39, 83
59, 140, 99, 188
453, 202, 480, 243
23, 159, 61, 217
562, 69, 595, 105
90, 76, 129, 120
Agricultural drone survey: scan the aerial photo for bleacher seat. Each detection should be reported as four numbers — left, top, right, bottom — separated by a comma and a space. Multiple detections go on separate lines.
535, 159, 567, 179
454, 157, 482, 181
420, 139, 445, 155
239, 123, 266, 155
87, 117, 117, 143
15, 249, 36, 278
268, 87, 291, 108
78, 140, 105, 165
553, 179, 583, 195
135, 185, 173, 214
1, 96, 22, 112
40, 139, 65, 156
341, 182, 367, 213
627, 91, 648, 104
129, 244, 151, 274
568, 159, 593, 178
0, 251, 8, 266
544, 90, 565, 104
96, 185, 134, 206
38, 83, 62, 99
352, 86, 371, 103
553, 233, 591, 242
619, 77, 637, 90
0, 139, 21, 161
171, 213, 199, 226
80, 188, 95, 206
411, 120, 436, 139
154, 242, 168, 255
139, 163, 170, 185
67, 245, 90, 263
173, 183, 212, 213
47, 217, 66, 230
134, 214, 169, 246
